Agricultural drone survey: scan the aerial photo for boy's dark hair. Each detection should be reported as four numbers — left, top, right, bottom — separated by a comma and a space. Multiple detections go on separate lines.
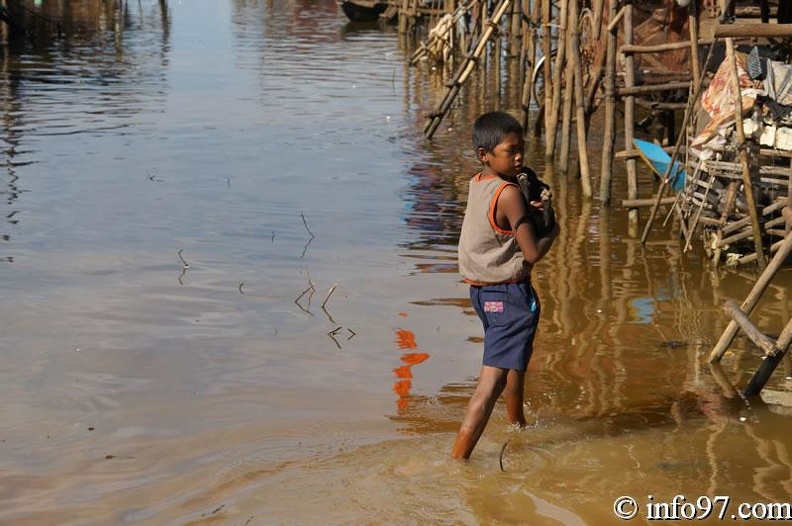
472, 111, 523, 153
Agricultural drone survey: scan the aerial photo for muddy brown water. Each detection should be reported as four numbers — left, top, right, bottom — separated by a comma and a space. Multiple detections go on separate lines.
0, 1, 790, 524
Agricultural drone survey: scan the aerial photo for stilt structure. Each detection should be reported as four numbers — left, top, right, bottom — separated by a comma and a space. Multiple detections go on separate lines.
423, 0, 513, 139
709, 227, 792, 396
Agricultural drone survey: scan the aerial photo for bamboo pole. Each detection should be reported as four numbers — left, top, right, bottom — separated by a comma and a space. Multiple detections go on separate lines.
509, 0, 521, 59
520, 0, 538, 130
723, 300, 778, 356
621, 41, 709, 54
424, 0, 514, 139
709, 231, 792, 363
559, 2, 574, 173
788, 159, 792, 235
743, 316, 792, 396
399, 0, 409, 33
545, 0, 569, 159
542, 0, 552, 142
599, 0, 618, 205
583, 3, 607, 126
495, 13, 502, 99
617, 81, 692, 96
689, 0, 701, 90
714, 23, 792, 38
726, 38, 767, 269
570, 0, 591, 196
622, 197, 676, 207
624, 3, 638, 231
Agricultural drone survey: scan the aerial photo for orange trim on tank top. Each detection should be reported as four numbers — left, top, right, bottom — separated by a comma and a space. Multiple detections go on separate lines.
489, 181, 518, 235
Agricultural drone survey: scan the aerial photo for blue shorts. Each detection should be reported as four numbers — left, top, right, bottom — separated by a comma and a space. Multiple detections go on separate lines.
470, 280, 540, 371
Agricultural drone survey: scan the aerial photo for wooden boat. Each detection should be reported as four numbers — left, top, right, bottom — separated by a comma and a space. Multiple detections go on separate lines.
338, 0, 390, 22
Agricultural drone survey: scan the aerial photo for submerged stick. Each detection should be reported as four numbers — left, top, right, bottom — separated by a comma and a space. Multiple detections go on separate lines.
294, 273, 316, 314
499, 439, 510, 472
301, 212, 315, 239
178, 249, 190, 269
322, 282, 338, 309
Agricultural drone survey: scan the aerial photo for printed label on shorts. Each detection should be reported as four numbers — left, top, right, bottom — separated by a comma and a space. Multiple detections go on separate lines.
483, 300, 504, 313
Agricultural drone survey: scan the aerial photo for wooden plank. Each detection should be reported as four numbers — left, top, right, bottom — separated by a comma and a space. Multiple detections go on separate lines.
622, 197, 676, 207
722, 216, 751, 235
715, 23, 792, 38
759, 148, 792, 158
723, 300, 779, 356
621, 40, 712, 54
744, 316, 792, 397
710, 232, 792, 362
617, 81, 691, 96
719, 228, 753, 247
764, 199, 788, 215
693, 178, 714, 189
760, 177, 790, 186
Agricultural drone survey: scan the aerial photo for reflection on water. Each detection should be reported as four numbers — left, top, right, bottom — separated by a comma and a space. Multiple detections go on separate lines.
0, 0, 790, 524
392, 326, 430, 412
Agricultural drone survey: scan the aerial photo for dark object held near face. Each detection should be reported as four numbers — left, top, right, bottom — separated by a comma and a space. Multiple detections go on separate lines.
516, 167, 555, 238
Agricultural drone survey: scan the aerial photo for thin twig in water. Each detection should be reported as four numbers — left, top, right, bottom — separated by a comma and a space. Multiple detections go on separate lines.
300, 237, 314, 259
301, 212, 315, 239
327, 326, 343, 349
321, 283, 338, 309
294, 273, 316, 314
271, 230, 275, 242
499, 440, 510, 472
300, 213, 316, 259
178, 249, 190, 269
239, 282, 245, 294
321, 305, 335, 325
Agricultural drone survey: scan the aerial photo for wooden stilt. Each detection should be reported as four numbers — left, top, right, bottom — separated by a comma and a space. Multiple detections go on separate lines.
688, 0, 701, 89
624, 3, 638, 233
599, 0, 618, 205
741, 314, 792, 397
520, 0, 537, 130
570, 0, 591, 196
545, 0, 568, 159
726, 37, 767, 269
709, 231, 792, 363
541, 0, 552, 145
558, 0, 574, 173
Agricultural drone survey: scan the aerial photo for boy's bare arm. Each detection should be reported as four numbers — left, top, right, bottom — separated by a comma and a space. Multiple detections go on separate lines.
498, 185, 559, 264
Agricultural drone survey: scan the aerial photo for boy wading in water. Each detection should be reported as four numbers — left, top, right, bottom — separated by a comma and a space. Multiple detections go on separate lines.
451, 111, 559, 459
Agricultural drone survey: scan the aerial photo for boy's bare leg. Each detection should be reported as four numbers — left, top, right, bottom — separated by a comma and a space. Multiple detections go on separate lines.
450, 365, 508, 459
504, 369, 527, 426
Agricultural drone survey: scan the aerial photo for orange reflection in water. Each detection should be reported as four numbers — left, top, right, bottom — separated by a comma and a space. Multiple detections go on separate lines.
393, 328, 429, 411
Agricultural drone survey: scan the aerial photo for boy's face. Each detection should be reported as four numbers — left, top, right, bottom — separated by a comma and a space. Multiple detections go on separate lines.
478, 132, 525, 179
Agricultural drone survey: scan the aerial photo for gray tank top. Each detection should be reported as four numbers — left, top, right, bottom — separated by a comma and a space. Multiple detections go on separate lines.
458, 173, 531, 285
